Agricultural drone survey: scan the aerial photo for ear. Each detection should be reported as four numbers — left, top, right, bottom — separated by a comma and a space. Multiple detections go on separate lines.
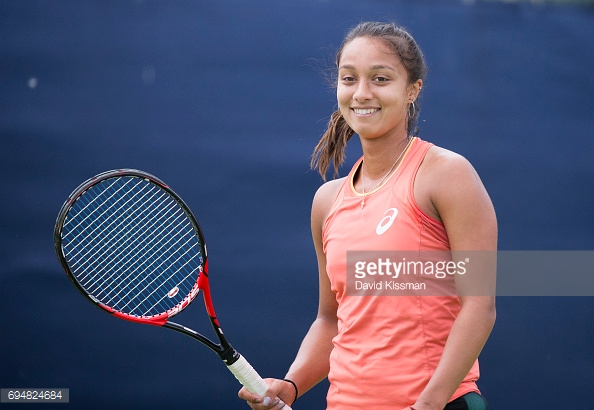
408, 79, 423, 102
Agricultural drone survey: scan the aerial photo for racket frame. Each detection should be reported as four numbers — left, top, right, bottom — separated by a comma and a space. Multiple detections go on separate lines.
54, 169, 238, 364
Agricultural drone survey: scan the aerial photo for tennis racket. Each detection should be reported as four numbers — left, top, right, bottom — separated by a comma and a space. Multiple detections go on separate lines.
54, 169, 291, 409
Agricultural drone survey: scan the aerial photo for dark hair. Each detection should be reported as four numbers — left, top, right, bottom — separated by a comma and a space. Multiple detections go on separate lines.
311, 22, 428, 180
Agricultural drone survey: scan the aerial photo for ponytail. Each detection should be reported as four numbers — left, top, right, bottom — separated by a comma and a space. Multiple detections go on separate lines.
310, 110, 355, 181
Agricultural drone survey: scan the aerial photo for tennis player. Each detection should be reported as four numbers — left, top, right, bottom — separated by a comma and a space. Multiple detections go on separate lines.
239, 21, 497, 410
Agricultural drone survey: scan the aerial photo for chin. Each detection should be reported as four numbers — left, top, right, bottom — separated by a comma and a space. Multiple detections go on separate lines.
353, 129, 384, 139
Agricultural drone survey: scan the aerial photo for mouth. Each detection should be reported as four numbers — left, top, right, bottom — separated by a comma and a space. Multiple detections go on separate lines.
352, 108, 379, 115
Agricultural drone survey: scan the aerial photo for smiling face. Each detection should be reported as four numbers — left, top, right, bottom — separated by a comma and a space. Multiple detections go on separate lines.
337, 36, 422, 141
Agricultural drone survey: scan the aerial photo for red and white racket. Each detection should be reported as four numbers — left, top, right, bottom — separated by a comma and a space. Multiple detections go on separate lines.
54, 169, 291, 409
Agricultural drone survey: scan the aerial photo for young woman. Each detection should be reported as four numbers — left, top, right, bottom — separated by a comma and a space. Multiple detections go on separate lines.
239, 21, 497, 410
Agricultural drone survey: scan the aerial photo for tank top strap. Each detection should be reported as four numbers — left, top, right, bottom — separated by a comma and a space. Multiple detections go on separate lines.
396, 137, 434, 194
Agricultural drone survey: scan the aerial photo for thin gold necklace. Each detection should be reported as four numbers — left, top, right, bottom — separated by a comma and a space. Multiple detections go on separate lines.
360, 137, 413, 209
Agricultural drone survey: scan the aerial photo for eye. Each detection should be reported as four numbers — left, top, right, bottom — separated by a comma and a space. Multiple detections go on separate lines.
341, 75, 357, 83
373, 76, 390, 83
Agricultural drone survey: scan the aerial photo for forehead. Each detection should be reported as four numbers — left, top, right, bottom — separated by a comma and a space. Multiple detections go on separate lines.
339, 37, 402, 69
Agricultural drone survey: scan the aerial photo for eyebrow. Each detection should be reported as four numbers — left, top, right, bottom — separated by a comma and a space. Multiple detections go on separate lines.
338, 64, 397, 72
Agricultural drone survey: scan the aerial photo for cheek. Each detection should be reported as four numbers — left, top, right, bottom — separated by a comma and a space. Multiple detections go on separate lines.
336, 85, 351, 107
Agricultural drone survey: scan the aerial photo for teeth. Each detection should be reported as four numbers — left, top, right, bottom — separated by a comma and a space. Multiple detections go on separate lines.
354, 108, 378, 115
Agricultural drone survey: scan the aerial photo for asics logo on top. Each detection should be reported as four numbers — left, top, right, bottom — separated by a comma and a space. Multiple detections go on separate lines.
376, 208, 398, 235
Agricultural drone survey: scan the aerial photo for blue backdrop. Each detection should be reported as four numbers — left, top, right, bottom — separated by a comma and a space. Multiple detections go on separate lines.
1, 1, 593, 409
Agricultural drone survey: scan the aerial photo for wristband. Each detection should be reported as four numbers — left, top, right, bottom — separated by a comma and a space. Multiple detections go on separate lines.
283, 379, 298, 405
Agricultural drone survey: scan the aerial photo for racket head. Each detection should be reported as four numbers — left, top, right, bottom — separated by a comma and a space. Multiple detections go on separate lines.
54, 169, 208, 326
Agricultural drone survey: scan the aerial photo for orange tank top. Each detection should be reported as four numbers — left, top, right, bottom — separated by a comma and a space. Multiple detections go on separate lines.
322, 137, 480, 409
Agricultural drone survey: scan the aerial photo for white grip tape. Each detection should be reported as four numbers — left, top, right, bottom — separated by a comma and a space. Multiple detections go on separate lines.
227, 355, 293, 410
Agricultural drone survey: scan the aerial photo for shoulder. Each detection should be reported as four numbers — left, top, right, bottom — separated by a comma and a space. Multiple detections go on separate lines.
415, 145, 494, 223
311, 177, 345, 231
421, 145, 476, 179
417, 146, 484, 198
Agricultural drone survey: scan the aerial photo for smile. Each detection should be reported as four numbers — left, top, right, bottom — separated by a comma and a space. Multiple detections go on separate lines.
353, 108, 379, 115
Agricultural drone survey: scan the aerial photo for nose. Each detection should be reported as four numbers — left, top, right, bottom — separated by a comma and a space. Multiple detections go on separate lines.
352, 79, 372, 102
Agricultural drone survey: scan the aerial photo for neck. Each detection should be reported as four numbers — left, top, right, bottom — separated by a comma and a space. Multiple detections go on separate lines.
360, 134, 411, 181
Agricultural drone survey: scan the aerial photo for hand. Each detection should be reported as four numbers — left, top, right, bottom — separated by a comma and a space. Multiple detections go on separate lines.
238, 378, 295, 409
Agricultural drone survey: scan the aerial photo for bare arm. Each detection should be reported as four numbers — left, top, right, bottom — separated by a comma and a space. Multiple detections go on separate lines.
282, 178, 343, 397
238, 179, 342, 409
412, 148, 497, 410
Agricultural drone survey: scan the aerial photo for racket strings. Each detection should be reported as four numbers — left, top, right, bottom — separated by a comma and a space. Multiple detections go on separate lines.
63, 180, 155, 274
69, 186, 199, 314
126, 240, 199, 315
104, 191, 202, 314
69, 182, 166, 287
79, 190, 183, 296
63, 178, 138, 255
98, 207, 187, 301
85, 202, 184, 307
66, 182, 170, 297
115, 220, 198, 312
61, 176, 203, 317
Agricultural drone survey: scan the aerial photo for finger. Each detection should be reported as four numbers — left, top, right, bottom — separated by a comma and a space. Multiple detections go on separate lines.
262, 396, 286, 409
238, 386, 263, 404
239, 379, 288, 409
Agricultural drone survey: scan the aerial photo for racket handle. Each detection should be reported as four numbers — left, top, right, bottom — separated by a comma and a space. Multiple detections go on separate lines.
227, 354, 293, 410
